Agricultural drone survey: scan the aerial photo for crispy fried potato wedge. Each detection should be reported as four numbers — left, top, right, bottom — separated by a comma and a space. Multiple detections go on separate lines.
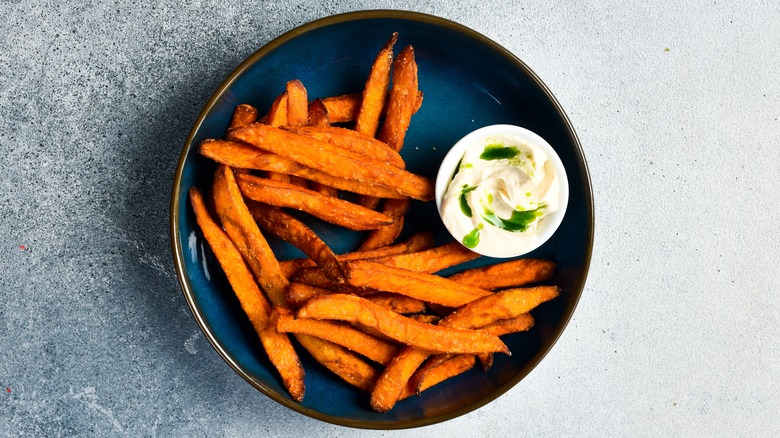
448, 258, 556, 290
227, 124, 434, 201
358, 198, 410, 250
355, 32, 397, 137
211, 165, 289, 307
307, 98, 330, 127
364, 292, 427, 315
293, 125, 405, 168
297, 294, 508, 355
275, 307, 398, 365
367, 241, 479, 273
248, 202, 344, 283
371, 346, 430, 413
278, 230, 435, 278
189, 188, 304, 401
441, 286, 560, 329
345, 260, 493, 308
228, 104, 259, 130
294, 333, 378, 392
199, 139, 404, 199
378, 45, 418, 152
235, 173, 394, 231
286, 79, 308, 127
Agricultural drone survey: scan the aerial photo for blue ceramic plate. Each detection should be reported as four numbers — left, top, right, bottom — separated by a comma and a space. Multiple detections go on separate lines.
171, 10, 593, 429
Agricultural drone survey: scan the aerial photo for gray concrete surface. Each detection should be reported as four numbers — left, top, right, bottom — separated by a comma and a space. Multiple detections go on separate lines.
1, 1, 778, 436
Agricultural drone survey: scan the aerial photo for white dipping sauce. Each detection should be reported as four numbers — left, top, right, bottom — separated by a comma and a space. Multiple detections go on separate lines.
437, 125, 567, 258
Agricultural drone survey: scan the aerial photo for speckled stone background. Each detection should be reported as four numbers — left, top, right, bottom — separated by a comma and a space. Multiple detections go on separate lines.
2, 1, 778, 436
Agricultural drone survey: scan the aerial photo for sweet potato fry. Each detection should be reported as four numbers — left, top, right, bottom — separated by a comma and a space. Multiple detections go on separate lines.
278, 230, 434, 278
320, 91, 423, 124
475, 314, 535, 371
211, 165, 289, 307
189, 188, 304, 401
228, 104, 259, 130
266, 91, 289, 127
407, 354, 476, 398
248, 202, 344, 283
367, 241, 479, 273
378, 45, 418, 152
199, 139, 404, 199
440, 286, 560, 330
294, 333, 378, 392
286, 79, 308, 127
358, 198, 410, 250
364, 292, 427, 315
371, 346, 430, 412
345, 260, 493, 308
408, 314, 441, 325
480, 313, 535, 337
307, 98, 330, 126
275, 307, 398, 365
297, 294, 508, 355
321, 92, 361, 123
447, 258, 557, 290
367, 285, 558, 411
286, 282, 334, 307
227, 123, 434, 201
235, 173, 394, 231
293, 125, 405, 168
355, 32, 397, 137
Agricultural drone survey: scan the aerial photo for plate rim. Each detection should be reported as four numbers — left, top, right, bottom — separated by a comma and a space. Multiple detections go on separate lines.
170, 8, 594, 429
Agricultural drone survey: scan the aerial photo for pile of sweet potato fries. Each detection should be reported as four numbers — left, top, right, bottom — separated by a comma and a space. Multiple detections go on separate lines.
189, 33, 559, 412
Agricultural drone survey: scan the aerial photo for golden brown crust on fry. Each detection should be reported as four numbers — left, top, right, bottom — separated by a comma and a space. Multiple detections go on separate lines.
227, 124, 434, 201
371, 346, 430, 412
248, 202, 345, 283
286, 79, 308, 127
211, 165, 289, 307
367, 241, 480, 273
307, 98, 331, 127
364, 292, 427, 315
447, 258, 557, 290
189, 188, 272, 329
199, 139, 404, 199
358, 198, 410, 250
321, 93, 362, 123
355, 32, 397, 138
479, 313, 535, 336
408, 354, 476, 398
294, 333, 379, 392
293, 125, 405, 168
190, 188, 304, 401
264, 310, 306, 401
286, 282, 334, 307
278, 230, 434, 279
276, 307, 399, 365
267, 91, 289, 127
235, 173, 394, 231
228, 104, 259, 130
345, 260, 493, 308
378, 45, 418, 152
297, 294, 508, 354
441, 286, 560, 329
